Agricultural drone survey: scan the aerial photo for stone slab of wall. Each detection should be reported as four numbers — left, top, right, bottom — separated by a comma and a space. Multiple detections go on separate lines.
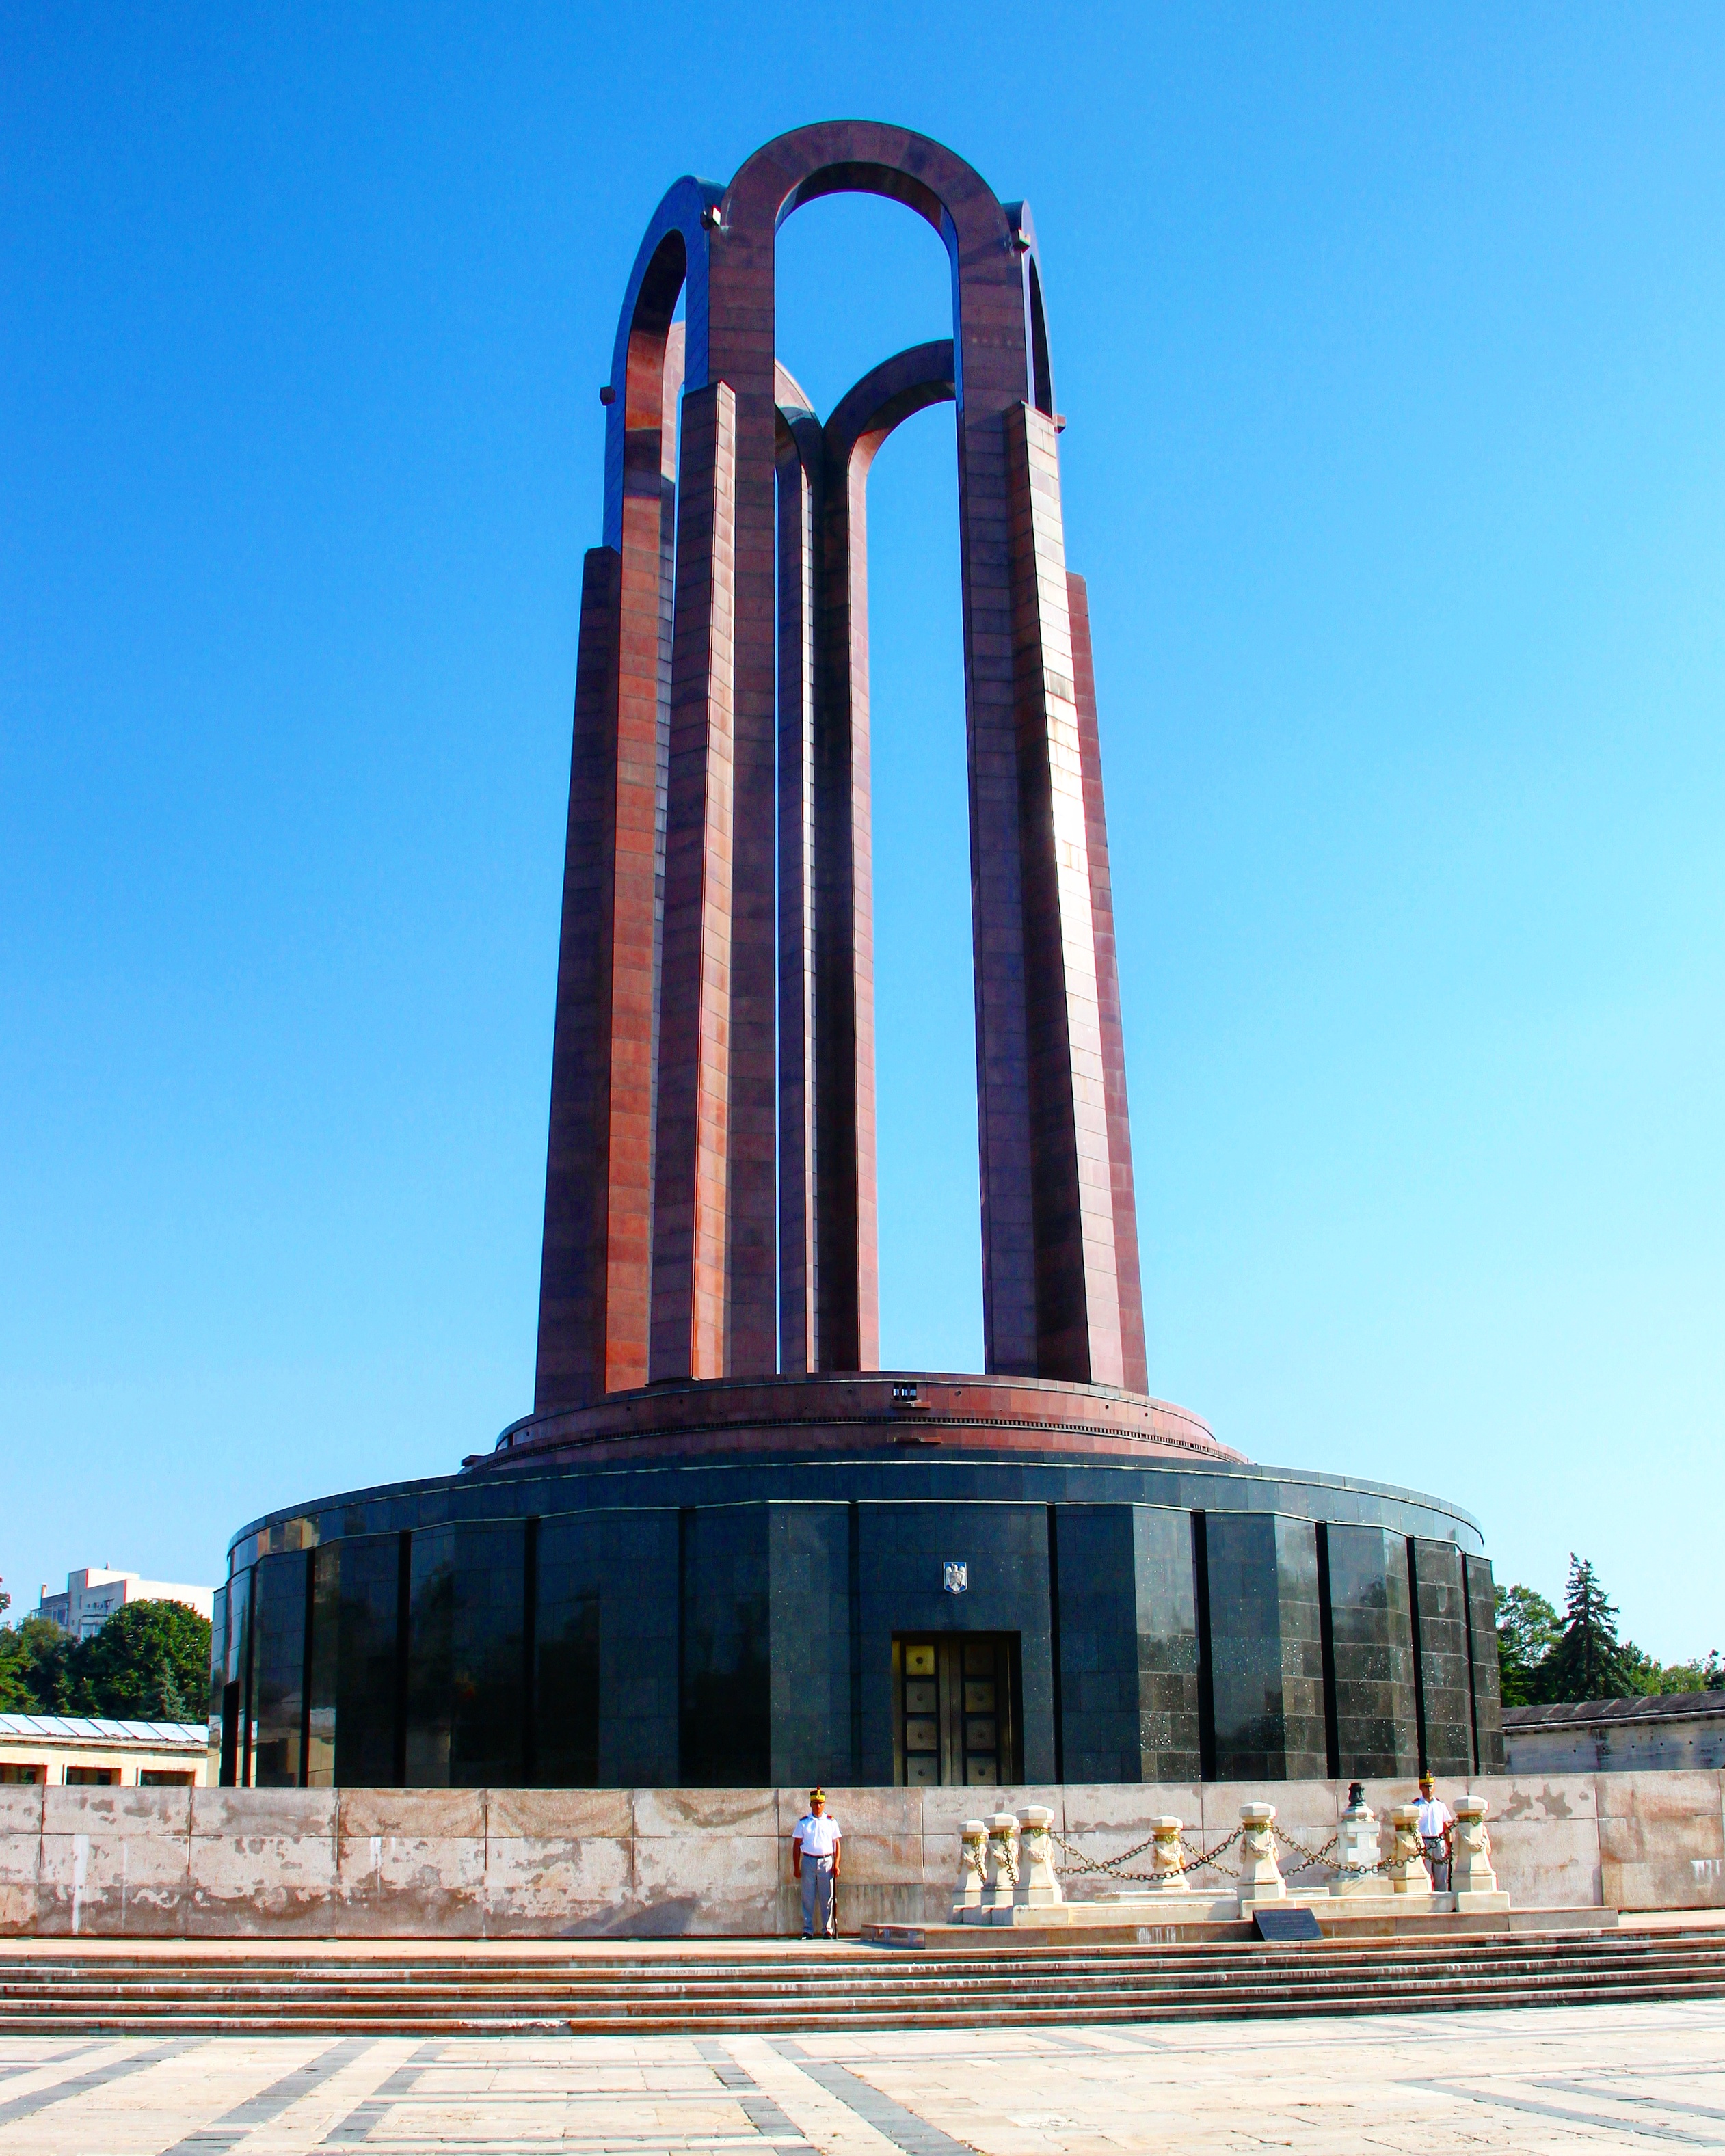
1, 1773, 1720, 1939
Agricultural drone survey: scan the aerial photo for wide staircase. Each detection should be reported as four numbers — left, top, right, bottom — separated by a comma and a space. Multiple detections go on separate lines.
3, 1929, 1725, 2034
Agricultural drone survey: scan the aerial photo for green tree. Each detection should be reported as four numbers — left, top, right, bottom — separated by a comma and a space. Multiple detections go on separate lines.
0, 1616, 75, 1713
64, 1600, 211, 1722
1495, 1582, 1562, 1706
1621, 1645, 1725, 1696
1539, 1555, 1640, 1702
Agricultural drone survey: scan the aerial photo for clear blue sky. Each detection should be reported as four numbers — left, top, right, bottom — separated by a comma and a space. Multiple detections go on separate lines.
3, 7, 1722, 1662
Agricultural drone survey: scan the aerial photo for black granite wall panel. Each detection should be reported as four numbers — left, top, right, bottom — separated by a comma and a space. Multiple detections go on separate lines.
207, 1583, 228, 1768
249, 1550, 308, 1788
533, 1507, 680, 1788
1465, 1553, 1506, 1771
405, 1523, 526, 1787
598, 1511, 680, 1785
1412, 1537, 1473, 1775
1134, 1505, 1203, 1782
1053, 1505, 1138, 1781
307, 1533, 399, 1789
1205, 1513, 1327, 1781
534, 1515, 600, 1786
680, 1505, 771, 1785
1324, 1524, 1418, 1777
1051, 1504, 1201, 1783
768, 1503, 854, 1788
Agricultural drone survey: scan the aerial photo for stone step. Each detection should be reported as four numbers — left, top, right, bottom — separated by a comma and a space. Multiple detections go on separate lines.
3, 1931, 1711, 1974
6, 1974, 1722, 2017
5, 1948, 1721, 1993
2, 1942, 1717, 1986
2, 1931, 1719, 2034
1, 1975, 1721, 2029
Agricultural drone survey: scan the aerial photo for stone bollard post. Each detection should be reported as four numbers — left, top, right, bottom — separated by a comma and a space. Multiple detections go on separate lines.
1238, 1803, 1285, 1904
951, 1820, 989, 1919
985, 1814, 1020, 1913
1450, 1795, 1500, 1902
1015, 1805, 1065, 1906
1144, 1816, 1190, 1892
1333, 1782, 1382, 1898
1386, 1804, 1434, 1896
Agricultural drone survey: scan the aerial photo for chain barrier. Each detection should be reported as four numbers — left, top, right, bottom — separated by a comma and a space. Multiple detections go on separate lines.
1051, 1823, 1249, 1884
1052, 1821, 1385, 1887
1177, 1826, 1246, 1879
1049, 1830, 1160, 1879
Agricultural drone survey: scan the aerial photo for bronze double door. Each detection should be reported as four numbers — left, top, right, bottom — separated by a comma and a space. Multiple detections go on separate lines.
893, 1634, 1021, 1787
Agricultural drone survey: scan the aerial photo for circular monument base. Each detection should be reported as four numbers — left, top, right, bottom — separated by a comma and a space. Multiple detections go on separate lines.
466, 1370, 1244, 1476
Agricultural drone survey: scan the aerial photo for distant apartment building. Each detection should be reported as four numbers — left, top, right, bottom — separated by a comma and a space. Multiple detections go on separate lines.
34, 1568, 215, 1639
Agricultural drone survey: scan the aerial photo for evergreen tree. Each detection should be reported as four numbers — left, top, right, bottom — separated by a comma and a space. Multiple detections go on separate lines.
1538, 1554, 1639, 1702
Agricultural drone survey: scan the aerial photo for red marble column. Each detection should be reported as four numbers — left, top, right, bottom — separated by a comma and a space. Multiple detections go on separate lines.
1067, 570, 1147, 1392
649, 382, 738, 1382
775, 368, 823, 1374
814, 342, 957, 1373
1004, 403, 1124, 1387
534, 310, 682, 1410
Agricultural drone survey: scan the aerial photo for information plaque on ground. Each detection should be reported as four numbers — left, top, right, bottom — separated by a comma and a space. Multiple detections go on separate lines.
1255, 1907, 1324, 1943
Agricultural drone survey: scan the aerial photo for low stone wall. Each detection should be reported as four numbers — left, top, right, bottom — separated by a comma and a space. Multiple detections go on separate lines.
1505, 1698, 1725, 1774
2, 1773, 1722, 1938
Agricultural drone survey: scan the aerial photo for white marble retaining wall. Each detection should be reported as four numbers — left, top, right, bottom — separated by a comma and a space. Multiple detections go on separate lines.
1, 1773, 1721, 1938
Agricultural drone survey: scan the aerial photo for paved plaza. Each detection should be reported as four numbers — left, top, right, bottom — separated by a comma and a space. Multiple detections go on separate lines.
1, 2001, 1723, 2154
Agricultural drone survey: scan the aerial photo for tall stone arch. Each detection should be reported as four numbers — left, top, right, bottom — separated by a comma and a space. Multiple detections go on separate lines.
776, 340, 958, 1376
536, 124, 1147, 1410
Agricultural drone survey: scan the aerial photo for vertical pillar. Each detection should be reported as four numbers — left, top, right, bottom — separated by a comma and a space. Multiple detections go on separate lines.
1004, 404, 1124, 1387
776, 397, 821, 1373
650, 382, 738, 1382
535, 548, 622, 1410
535, 324, 682, 1410
814, 422, 880, 1373
1465, 1554, 1507, 1771
1067, 571, 1147, 1392
721, 354, 781, 1384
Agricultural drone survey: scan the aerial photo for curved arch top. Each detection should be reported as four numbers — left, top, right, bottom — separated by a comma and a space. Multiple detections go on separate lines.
601, 174, 721, 550
719, 121, 1032, 417
823, 337, 955, 468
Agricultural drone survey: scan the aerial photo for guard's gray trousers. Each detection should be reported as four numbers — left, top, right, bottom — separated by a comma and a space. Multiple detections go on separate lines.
1422, 1836, 1452, 1891
800, 1857, 835, 1937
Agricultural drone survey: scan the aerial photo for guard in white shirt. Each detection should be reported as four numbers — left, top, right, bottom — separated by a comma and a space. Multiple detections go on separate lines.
791, 1788, 841, 1939
1415, 1773, 1454, 1891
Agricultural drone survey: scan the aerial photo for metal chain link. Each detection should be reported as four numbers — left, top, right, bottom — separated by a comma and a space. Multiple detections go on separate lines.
1051, 1820, 1391, 1887
1177, 1825, 1246, 1880
1049, 1829, 1161, 1878
1050, 1822, 1249, 1884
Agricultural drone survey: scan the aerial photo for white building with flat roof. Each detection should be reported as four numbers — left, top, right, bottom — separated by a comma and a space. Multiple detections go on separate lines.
35, 1568, 214, 1639
0, 1714, 208, 1786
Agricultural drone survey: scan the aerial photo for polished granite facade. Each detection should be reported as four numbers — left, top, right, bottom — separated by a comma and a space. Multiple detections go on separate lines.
216, 1390, 1506, 1792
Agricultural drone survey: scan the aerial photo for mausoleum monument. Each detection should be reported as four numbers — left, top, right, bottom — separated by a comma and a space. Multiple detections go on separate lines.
214, 123, 1506, 1798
